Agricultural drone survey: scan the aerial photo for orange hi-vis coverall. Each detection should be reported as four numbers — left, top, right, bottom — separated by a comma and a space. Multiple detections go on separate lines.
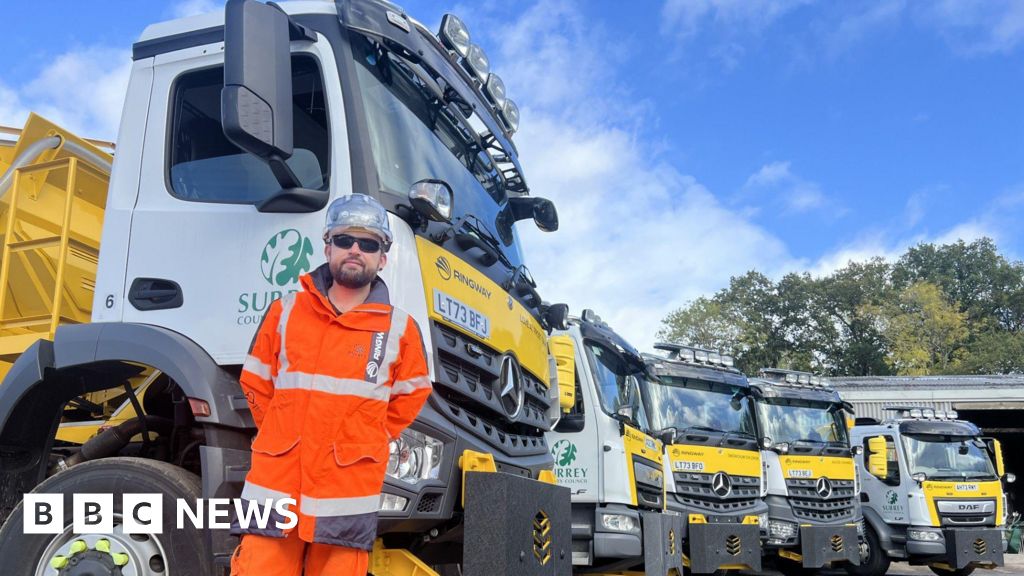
230, 263, 431, 572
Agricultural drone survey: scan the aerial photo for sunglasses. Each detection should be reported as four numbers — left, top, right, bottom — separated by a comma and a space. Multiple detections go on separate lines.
329, 234, 383, 253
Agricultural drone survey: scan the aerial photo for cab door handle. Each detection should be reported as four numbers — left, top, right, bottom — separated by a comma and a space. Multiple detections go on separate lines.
129, 278, 183, 310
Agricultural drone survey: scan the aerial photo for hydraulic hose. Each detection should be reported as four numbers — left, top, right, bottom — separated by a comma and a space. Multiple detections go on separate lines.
51, 416, 174, 475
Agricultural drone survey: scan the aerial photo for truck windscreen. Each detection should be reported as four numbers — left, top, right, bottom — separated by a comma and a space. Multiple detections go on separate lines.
902, 434, 997, 480
756, 400, 848, 445
647, 378, 756, 438
350, 33, 524, 268
586, 343, 651, 431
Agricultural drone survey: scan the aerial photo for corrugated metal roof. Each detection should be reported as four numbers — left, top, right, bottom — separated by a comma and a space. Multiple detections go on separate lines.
828, 374, 1024, 390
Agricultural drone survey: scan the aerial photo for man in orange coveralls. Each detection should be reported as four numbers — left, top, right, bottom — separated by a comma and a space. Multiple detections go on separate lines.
231, 193, 432, 575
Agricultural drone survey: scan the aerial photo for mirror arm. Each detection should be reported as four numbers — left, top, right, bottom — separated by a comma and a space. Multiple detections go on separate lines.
267, 156, 302, 190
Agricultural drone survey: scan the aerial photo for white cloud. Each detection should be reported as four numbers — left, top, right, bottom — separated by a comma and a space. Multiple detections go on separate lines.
743, 160, 827, 213
659, 0, 815, 69
661, 0, 814, 38
495, 1, 801, 352
917, 0, 1024, 55
825, 0, 905, 59
171, 0, 221, 19
0, 46, 130, 140
745, 160, 792, 187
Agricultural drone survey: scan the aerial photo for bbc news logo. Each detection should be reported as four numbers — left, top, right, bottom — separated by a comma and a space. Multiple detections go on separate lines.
23, 494, 296, 534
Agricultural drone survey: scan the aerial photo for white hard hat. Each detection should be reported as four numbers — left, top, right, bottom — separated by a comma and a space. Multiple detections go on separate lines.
323, 194, 393, 248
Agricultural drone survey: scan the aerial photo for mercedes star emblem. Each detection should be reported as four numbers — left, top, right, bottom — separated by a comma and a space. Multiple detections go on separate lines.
711, 472, 733, 497
498, 355, 525, 420
816, 477, 833, 499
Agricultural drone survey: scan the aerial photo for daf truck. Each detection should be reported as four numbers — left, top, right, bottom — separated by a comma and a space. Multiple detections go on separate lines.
641, 343, 766, 574
850, 408, 1012, 576
749, 368, 863, 575
546, 310, 684, 575
0, 1, 572, 574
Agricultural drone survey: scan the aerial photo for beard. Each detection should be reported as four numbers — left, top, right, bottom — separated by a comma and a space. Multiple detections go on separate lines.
332, 259, 377, 289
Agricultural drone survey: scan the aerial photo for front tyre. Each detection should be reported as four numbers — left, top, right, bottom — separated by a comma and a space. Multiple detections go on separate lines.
0, 457, 213, 576
846, 524, 890, 576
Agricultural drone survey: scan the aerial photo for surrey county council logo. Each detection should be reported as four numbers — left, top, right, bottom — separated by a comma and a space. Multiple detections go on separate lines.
261, 229, 313, 287
551, 439, 578, 467
886, 490, 899, 506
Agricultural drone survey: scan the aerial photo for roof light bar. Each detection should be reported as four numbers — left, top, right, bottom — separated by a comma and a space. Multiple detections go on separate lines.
484, 73, 507, 109
463, 44, 490, 83
502, 99, 520, 134
439, 14, 471, 58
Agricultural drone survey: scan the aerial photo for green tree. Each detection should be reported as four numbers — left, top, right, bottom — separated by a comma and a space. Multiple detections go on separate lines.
810, 258, 893, 376
879, 282, 968, 375
960, 331, 1024, 374
657, 297, 741, 353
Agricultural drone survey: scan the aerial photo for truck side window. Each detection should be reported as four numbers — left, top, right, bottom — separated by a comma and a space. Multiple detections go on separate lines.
863, 435, 901, 486
167, 56, 329, 203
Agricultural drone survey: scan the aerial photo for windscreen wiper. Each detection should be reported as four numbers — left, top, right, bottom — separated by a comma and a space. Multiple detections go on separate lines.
678, 425, 722, 437
454, 215, 514, 271
717, 430, 756, 447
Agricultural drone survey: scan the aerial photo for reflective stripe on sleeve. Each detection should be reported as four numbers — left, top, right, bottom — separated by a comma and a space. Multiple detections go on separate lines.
242, 355, 272, 381
376, 309, 409, 385
390, 375, 432, 397
277, 293, 297, 373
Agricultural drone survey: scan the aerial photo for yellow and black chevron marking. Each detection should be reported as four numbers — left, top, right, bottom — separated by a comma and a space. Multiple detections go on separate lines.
726, 534, 742, 556
974, 538, 988, 555
668, 528, 677, 556
533, 510, 552, 565
831, 534, 845, 553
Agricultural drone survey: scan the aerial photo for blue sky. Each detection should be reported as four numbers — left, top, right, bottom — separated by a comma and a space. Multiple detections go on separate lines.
2, 0, 1023, 349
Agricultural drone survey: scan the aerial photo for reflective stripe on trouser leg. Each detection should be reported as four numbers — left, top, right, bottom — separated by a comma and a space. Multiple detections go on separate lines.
302, 494, 380, 549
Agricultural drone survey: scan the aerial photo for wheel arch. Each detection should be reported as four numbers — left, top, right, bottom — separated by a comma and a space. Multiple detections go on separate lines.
0, 322, 253, 523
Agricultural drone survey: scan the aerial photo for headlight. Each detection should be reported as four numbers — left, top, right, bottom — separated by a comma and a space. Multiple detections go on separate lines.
601, 513, 637, 532
757, 512, 769, 532
386, 429, 443, 485
379, 493, 408, 512
634, 461, 664, 489
908, 529, 942, 542
769, 519, 797, 542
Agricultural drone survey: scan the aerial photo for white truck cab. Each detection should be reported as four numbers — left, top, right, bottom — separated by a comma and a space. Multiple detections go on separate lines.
749, 368, 864, 574
850, 408, 1011, 576
546, 310, 683, 574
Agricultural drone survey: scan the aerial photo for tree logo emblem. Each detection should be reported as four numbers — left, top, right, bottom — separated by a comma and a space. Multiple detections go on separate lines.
886, 490, 899, 506
551, 439, 577, 467
261, 229, 313, 287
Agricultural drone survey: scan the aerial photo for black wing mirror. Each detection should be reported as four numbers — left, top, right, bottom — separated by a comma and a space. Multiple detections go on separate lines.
509, 196, 558, 232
